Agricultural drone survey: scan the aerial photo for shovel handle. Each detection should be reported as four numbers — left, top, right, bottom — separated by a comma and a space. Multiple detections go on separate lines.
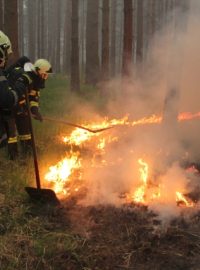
43, 116, 113, 133
25, 89, 41, 189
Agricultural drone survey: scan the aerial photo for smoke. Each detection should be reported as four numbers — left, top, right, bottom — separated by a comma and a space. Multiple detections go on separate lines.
148, 163, 191, 217
76, 2, 200, 221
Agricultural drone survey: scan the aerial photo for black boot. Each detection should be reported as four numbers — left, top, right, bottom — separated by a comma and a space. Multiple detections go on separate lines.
0, 133, 7, 148
8, 143, 18, 160
20, 140, 32, 158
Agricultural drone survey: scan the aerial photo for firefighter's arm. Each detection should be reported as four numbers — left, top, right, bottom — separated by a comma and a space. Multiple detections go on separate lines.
14, 74, 32, 104
0, 74, 18, 109
29, 89, 43, 122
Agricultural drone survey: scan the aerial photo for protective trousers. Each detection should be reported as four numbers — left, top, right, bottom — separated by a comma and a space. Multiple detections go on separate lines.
0, 111, 7, 148
15, 112, 32, 156
1, 111, 18, 159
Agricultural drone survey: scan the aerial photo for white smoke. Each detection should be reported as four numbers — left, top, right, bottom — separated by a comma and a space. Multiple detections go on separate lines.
71, 2, 200, 221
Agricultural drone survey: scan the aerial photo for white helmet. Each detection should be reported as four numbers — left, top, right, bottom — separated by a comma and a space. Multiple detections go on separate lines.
34, 59, 52, 73
0, 30, 12, 62
33, 59, 52, 80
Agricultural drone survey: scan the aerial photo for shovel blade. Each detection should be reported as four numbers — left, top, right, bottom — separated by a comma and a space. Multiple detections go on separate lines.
25, 187, 60, 205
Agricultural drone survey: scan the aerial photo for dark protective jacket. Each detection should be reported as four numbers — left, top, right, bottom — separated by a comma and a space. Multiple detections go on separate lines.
0, 68, 21, 150
0, 68, 17, 110
0, 56, 31, 110
5, 56, 30, 78
0, 64, 31, 111
6, 66, 45, 116
27, 70, 45, 111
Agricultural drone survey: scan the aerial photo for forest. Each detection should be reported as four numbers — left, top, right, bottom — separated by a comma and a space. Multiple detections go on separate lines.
0, 0, 200, 269
1, 0, 189, 86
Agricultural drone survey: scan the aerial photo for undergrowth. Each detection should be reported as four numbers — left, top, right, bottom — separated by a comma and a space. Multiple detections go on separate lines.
0, 76, 103, 270
0, 76, 200, 270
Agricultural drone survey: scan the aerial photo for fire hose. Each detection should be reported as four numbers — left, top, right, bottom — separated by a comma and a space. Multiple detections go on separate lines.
42, 116, 113, 133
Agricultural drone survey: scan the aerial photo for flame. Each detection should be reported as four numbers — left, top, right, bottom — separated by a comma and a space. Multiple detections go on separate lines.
44, 152, 81, 195
97, 138, 106, 150
133, 159, 149, 203
62, 111, 200, 147
43, 112, 200, 205
176, 192, 194, 207
178, 112, 200, 121
128, 159, 194, 208
130, 114, 162, 126
62, 129, 95, 146
62, 116, 128, 146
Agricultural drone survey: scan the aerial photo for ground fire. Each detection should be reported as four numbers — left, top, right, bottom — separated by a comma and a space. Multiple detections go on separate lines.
43, 111, 200, 210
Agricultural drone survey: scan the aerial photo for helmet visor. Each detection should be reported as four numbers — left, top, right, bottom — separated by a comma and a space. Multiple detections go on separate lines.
0, 44, 10, 64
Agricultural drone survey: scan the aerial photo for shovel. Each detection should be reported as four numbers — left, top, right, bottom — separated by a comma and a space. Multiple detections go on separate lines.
24, 90, 60, 205
43, 116, 113, 133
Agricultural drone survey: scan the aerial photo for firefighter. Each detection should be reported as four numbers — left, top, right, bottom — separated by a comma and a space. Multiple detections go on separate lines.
5, 55, 31, 84
0, 31, 28, 158
2, 56, 31, 158
6, 58, 52, 157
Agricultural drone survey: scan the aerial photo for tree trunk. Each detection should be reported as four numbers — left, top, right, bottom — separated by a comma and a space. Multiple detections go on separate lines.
110, 0, 116, 77
122, 0, 133, 77
63, 0, 71, 74
55, 0, 61, 73
41, 0, 45, 58
36, 0, 45, 58
70, 0, 80, 92
85, 0, 99, 85
36, 0, 41, 58
0, 0, 3, 30
101, 0, 109, 81
4, 0, 19, 64
48, 0, 55, 66
150, 0, 156, 36
79, 0, 87, 78
18, 0, 24, 56
28, 1, 37, 60
116, 0, 124, 75
136, 0, 143, 64
50, 0, 59, 71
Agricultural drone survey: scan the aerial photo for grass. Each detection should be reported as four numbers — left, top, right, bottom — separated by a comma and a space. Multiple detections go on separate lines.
0, 76, 105, 270
41, 74, 107, 118
35, 75, 108, 142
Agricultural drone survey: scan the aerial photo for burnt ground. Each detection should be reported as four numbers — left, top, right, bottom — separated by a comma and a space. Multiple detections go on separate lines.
52, 196, 200, 270
43, 158, 200, 269
2, 148, 200, 269
1, 183, 200, 270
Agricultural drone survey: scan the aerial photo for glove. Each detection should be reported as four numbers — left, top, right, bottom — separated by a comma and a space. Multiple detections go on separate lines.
32, 111, 43, 122
31, 106, 43, 122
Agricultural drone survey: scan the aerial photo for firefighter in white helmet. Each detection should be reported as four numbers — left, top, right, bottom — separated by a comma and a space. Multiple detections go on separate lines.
34, 59, 52, 80
5, 58, 52, 158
